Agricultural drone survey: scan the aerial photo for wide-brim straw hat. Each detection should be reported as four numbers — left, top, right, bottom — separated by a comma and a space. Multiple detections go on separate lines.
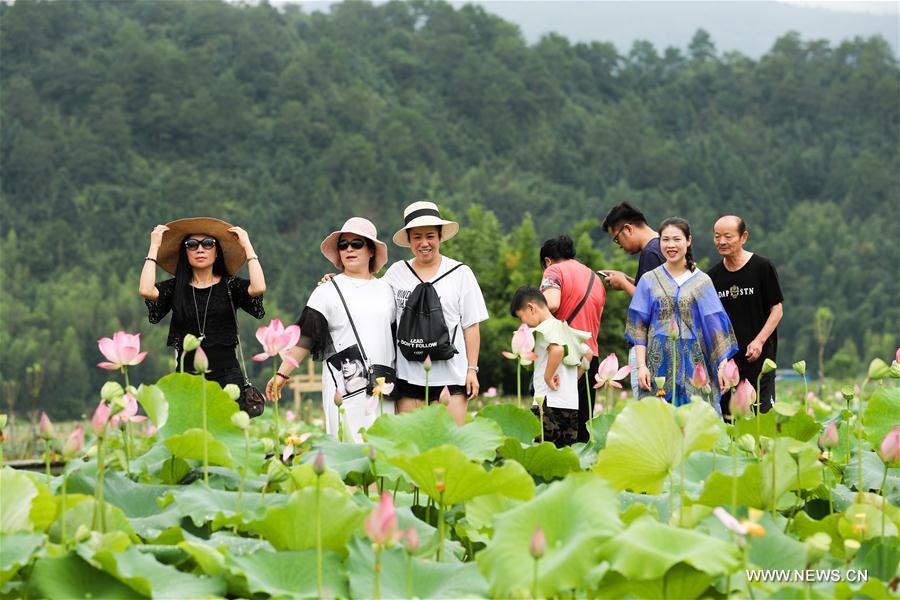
157, 217, 245, 275
392, 201, 459, 247
320, 217, 389, 273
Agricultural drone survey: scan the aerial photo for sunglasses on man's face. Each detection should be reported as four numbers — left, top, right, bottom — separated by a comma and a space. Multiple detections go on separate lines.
337, 238, 367, 251
185, 237, 216, 251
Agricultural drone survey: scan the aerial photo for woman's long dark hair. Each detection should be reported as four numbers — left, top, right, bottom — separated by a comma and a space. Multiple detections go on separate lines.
539, 235, 576, 270
658, 217, 696, 272
174, 235, 231, 319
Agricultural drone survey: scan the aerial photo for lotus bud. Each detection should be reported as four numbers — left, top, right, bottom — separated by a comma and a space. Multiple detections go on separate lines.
737, 433, 756, 454
365, 492, 400, 547
690, 363, 709, 391
890, 363, 900, 379
100, 381, 125, 401
261, 437, 275, 453
534, 394, 545, 408
39, 412, 54, 439
62, 425, 84, 459
483, 387, 498, 398
805, 532, 831, 563
231, 411, 250, 431
91, 402, 111, 437
223, 384, 240, 401
792, 360, 806, 376
761, 358, 777, 375
867, 358, 890, 380
313, 450, 326, 476
368, 446, 377, 462
879, 426, 900, 463
403, 526, 419, 553
843, 538, 861, 557
729, 380, 756, 419
193, 346, 209, 374
529, 526, 546, 559
818, 422, 839, 450
334, 389, 344, 407
182, 334, 202, 352
667, 319, 679, 340
439, 386, 451, 405
73, 525, 92, 543
434, 467, 446, 493
894, 348, 900, 366
722, 359, 740, 389
423, 355, 433, 372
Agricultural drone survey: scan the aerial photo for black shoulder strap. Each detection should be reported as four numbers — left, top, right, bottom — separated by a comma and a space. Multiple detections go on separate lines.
330, 278, 370, 367
565, 271, 596, 324
404, 260, 423, 283
225, 277, 252, 386
404, 261, 465, 285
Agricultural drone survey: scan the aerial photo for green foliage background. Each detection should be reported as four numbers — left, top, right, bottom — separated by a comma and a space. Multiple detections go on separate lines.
1, 0, 897, 417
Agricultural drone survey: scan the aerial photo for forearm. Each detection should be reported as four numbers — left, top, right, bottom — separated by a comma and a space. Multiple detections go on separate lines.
277, 345, 309, 376
544, 345, 563, 382
753, 303, 783, 346
463, 323, 480, 368
244, 244, 266, 296
139, 249, 160, 299
635, 345, 647, 368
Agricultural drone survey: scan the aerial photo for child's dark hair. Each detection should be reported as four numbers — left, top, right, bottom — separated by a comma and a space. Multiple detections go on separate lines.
601, 202, 649, 232
658, 217, 696, 272
539, 235, 576, 269
509, 285, 547, 317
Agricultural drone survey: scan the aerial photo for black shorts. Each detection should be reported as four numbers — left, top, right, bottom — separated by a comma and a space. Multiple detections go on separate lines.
531, 405, 579, 448
394, 378, 467, 402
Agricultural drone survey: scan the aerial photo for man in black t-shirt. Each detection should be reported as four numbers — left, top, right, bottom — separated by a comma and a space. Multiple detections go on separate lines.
708, 216, 784, 416
600, 202, 666, 398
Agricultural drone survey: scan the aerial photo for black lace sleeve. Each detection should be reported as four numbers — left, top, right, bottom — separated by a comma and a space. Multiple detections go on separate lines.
146, 279, 175, 324
296, 306, 332, 361
228, 277, 265, 319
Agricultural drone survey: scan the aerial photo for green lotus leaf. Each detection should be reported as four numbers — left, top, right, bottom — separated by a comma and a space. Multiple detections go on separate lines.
366, 403, 505, 461
155, 372, 264, 474
242, 487, 366, 554
463, 493, 525, 544
161, 483, 289, 529
476, 403, 541, 444
735, 410, 819, 443
225, 549, 348, 599
497, 438, 582, 481
791, 513, 846, 558
1, 468, 37, 533
838, 503, 898, 541
282, 463, 348, 494
594, 564, 713, 600
747, 512, 807, 570
387, 445, 535, 505
0, 532, 43, 585
164, 428, 234, 468
599, 517, 740, 579
477, 472, 621, 598
177, 540, 226, 576
29, 478, 58, 532
77, 541, 226, 597
863, 385, 900, 461
586, 413, 616, 449
27, 553, 144, 599
346, 536, 488, 599
65, 471, 182, 539
851, 537, 900, 582
134, 383, 168, 428
833, 576, 895, 600
841, 451, 900, 501
301, 437, 372, 481
51, 497, 136, 539
593, 398, 720, 493
699, 438, 823, 510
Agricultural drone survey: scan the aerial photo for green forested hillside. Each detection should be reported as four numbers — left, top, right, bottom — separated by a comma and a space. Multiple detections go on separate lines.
1, 0, 897, 417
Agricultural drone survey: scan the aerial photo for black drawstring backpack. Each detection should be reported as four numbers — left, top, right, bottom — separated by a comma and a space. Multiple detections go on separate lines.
396, 262, 465, 361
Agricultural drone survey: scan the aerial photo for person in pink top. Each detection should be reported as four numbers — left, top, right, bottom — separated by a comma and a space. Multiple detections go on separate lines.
539, 235, 606, 442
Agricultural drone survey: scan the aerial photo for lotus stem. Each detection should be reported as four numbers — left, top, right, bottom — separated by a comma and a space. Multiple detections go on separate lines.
44, 439, 51, 482
272, 364, 280, 455
856, 418, 864, 502
880, 464, 888, 571
516, 362, 521, 408
406, 552, 414, 599
425, 369, 430, 405
538, 403, 545, 444
93, 437, 107, 532
731, 437, 738, 517
338, 407, 345, 442
373, 545, 382, 600
123, 368, 133, 477
679, 432, 686, 527
316, 473, 324, 599
235, 430, 249, 527
771, 440, 777, 519
60, 471, 68, 545
201, 372, 209, 486
532, 556, 539, 600
436, 491, 446, 562
755, 371, 763, 455
671, 339, 678, 404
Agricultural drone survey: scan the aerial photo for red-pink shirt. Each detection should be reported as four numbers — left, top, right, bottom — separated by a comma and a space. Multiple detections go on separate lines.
540, 260, 605, 355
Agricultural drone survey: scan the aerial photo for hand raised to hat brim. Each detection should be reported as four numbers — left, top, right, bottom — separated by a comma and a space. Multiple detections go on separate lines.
149, 224, 169, 251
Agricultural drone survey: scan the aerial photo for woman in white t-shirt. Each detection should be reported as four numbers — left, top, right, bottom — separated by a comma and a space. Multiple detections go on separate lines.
383, 201, 489, 425
266, 218, 396, 442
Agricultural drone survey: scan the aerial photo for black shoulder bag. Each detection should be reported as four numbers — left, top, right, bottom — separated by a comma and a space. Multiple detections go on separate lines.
226, 278, 266, 417
396, 262, 465, 361
330, 278, 396, 395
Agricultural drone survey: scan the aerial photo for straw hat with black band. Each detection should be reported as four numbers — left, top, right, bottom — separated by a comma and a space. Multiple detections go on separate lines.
392, 201, 459, 248
155, 217, 248, 275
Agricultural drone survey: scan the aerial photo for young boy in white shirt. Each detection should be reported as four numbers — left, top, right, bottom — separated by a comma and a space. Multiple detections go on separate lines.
510, 286, 590, 447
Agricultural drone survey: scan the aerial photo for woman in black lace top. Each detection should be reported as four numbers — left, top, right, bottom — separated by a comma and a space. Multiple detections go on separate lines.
139, 217, 266, 389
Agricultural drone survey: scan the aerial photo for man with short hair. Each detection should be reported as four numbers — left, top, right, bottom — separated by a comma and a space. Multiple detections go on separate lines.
708, 216, 784, 416
600, 202, 665, 398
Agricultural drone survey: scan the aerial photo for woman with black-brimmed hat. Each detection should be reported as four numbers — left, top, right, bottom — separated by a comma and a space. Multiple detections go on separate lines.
384, 201, 489, 425
139, 218, 266, 388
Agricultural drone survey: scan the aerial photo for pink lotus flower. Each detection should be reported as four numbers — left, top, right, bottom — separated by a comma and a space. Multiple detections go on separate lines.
721, 359, 740, 389
252, 320, 302, 367
713, 507, 747, 536
690, 363, 710, 391
145, 424, 158, 437
97, 331, 148, 370
894, 348, 900, 366
593, 353, 631, 389
530, 526, 546, 559
91, 402, 111, 437
365, 492, 401, 547
403, 526, 419, 553
110, 393, 147, 428
313, 449, 326, 475
667, 319, 679, 340
819, 422, 839, 449
193, 346, 209, 373
285, 410, 296, 422
39, 412, 54, 439
502, 324, 538, 366
880, 426, 900, 463
483, 387, 498, 398
729, 379, 755, 418
62, 426, 84, 458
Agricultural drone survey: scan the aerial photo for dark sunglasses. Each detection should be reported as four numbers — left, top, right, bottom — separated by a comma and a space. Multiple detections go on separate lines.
337, 238, 367, 251
184, 237, 216, 251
